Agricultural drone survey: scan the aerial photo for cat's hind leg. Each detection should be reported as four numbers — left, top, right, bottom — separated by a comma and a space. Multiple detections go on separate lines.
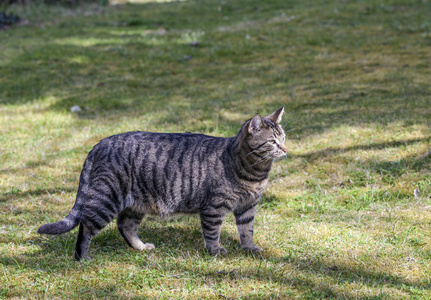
74, 177, 122, 260
74, 205, 118, 260
117, 209, 155, 251
75, 211, 117, 260
74, 223, 95, 260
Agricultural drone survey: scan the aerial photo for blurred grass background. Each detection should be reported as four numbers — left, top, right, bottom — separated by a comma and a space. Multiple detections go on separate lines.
0, 0, 430, 299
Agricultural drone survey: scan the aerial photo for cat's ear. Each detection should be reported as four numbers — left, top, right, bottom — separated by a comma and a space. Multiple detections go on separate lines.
248, 114, 264, 135
266, 107, 284, 124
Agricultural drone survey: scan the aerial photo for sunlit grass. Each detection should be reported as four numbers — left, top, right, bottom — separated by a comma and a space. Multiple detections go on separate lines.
1, 0, 430, 299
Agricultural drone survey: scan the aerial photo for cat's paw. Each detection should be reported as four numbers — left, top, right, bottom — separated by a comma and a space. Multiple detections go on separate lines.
207, 246, 228, 255
74, 253, 91, 261
142, 243, 155, 251
242, 245, 262, 253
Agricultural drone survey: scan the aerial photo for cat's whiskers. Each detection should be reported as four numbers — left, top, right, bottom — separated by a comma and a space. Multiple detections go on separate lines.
280, 120, 294, 135
250, 153, 273, 167
245, 149, 259, 158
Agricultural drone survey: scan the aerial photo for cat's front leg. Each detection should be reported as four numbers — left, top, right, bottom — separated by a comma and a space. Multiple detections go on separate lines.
200, 211, 227, 255
234, 204, 262, 253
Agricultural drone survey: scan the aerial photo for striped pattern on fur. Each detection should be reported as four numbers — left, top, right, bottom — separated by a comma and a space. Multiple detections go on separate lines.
38, 107, 287, 260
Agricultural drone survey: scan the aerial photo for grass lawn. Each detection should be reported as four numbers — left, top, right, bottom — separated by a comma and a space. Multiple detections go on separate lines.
0, 0, 430, 298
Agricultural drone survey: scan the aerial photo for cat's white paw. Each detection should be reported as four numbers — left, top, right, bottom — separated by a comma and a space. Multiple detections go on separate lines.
207, 246, 228, 255
242, 245, 262, 253
217, 247, 228, 255
142, 243, 155, 251
135, 241, 155, 251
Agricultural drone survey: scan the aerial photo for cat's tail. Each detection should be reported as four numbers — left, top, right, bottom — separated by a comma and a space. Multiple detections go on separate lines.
38, 154, 94, 235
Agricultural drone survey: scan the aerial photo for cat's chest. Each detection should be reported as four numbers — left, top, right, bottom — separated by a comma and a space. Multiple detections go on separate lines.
233, 178, 268, 200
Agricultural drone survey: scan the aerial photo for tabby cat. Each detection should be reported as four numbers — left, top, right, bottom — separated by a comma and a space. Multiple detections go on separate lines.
38, 107, 287, 260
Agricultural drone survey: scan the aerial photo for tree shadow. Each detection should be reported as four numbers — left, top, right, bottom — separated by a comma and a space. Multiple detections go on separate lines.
1, 0, 429, 137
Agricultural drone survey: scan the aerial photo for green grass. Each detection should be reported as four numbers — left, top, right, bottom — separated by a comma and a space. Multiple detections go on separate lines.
1, 0, 430, 298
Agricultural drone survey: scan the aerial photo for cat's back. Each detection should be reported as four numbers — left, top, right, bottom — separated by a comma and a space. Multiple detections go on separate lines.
91, 131, 230, 164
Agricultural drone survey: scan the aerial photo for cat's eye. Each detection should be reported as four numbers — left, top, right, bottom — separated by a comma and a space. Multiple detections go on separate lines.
268, 140, 277, 145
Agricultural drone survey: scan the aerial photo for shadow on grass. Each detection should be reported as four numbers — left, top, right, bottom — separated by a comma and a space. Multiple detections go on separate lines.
289, 136, 431, 187
1, 216, 428, 298
1, 0, 430, 137
0, 187, 76, 204
294, 136, 431, 162
0, 143, 91, 177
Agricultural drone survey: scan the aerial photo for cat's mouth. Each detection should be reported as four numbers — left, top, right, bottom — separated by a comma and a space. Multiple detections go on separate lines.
274, 150, 288, 158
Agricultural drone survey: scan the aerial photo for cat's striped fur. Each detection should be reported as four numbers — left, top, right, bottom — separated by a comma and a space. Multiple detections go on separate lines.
38, 107, 287, 260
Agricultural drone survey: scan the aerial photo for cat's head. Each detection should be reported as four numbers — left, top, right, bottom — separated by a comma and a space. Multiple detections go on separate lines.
245, 107, 287, 159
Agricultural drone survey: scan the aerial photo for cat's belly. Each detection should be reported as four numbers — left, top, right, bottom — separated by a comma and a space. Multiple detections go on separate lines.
133, 196, 200, 217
